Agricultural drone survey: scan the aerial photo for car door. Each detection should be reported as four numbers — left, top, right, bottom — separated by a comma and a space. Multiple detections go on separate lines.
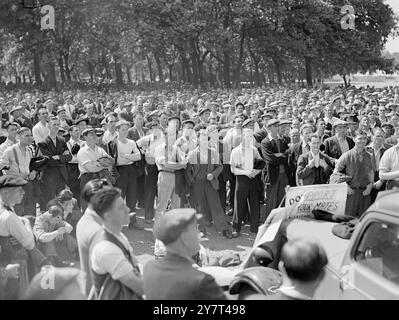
339, 213, 399, 300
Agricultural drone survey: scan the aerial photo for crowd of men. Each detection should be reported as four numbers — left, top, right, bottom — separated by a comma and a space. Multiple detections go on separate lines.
1, 84, 399, 299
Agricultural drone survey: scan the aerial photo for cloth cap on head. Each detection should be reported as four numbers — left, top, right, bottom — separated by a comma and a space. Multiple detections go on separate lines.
381, 123, 394, 129
0, 175, 28, 189
332, 118, 347, 128
10, 106, 23, 114
81, 127, 96, 136
57, 107, 66, 115
182, 119, 195, 127
95, 128, 105, 136
24, 266, 81, 300
168, 116, 181, 123
153, 208, 201, 245
261, 112, 273, 119
266, 119, 280, 127
116, 120, 130, 129
145, 121, 158, 129
198, 107, 211, 116
242, 119, 255, 128
279, 120, 292, 126
75, 117, 89, 125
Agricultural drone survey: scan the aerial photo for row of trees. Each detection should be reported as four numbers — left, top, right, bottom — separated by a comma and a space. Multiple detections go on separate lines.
0, 0, 397, 89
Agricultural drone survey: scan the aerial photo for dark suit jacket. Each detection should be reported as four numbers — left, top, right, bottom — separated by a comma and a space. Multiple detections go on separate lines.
186, 148, 223, 190
143, 253, 227, 300
296, 152, 334, 185
253, 128, 268, 144
119, 111, 134, 123
323, 136, 355, 160
86, 115, 100, 128
127, 127, 147, 142
288, 142, 304, 186
260, 136, 293, 186
38, 136, 72, 182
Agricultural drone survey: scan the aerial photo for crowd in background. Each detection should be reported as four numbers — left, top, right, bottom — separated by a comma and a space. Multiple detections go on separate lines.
1, 84, 399, 299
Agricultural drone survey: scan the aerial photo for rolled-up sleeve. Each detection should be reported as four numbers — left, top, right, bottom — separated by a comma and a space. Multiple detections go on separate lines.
6, 214, 35, 250
90, 241, 133, 280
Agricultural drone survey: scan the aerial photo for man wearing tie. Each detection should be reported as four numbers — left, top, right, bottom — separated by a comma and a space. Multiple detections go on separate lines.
261, 119, 293, 216
38, 117, 72, 204
66, 125, 84, 204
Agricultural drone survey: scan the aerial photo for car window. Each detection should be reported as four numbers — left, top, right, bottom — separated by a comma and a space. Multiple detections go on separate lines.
354, 221, 399, 286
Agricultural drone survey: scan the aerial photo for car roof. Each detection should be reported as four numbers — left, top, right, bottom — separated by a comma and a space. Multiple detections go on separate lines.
366, 189, 399, 217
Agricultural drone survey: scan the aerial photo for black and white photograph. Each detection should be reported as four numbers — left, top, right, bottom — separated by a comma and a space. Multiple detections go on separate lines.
0, 0, 398, 305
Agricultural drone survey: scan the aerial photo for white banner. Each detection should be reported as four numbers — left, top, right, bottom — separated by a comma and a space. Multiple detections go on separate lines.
285, 183, 348, 216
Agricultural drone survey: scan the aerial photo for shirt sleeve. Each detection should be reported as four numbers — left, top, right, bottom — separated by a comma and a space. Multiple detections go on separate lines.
379, 149, 392, 172
90, 241, 134, 280
6, 213, 35, 250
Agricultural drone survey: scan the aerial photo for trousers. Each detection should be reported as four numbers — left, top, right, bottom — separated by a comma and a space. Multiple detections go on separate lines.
115, 164, 138, 212
233, 175, 260, 233
67, 163, 81, 206
265, 173, 288, 216
191, 179, 229, 232
144, 164, 158, 220
154, 171, 181, 257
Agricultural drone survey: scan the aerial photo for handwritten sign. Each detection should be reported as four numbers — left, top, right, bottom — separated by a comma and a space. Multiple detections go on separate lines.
285, 183, 347, 216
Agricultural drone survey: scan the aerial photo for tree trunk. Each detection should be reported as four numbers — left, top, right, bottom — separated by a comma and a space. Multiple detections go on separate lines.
234, 25, 245, 89
87, 61, 94, 82
272, 58, 282, 85
147, 55, 155, 82
33, 51, 42, 86
48, 61, 57, 89
125, 65, 132, 83
101, 51, 112, 79
114, 55, 123, 87
254, 61, 260, 87
305, 56, 313, 88
58, 56, 66, 83
223, 51, 231, 88
154, 52, 164, 82
168, 65, 173, 81
63, 54, 71, 82
342, 74, 348, 87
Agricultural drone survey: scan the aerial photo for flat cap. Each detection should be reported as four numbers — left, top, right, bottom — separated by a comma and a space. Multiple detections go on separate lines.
153, 208, 201, 245
198, 107, 211, 116
266, 119, 280, 127
145, 121, 158, 129
181, 119, 195, 127
116, 120, 130, 129
332, 118, 348, 128
95, 128, 105, 136
279, 120, 292, 126
10, 105, 23, 114
0, 175, 28, 189
381, 122, 394, 129
242, 118, 255, 128
56, 107, 66, 115
75, 117, 89, 125
81, 127, 96, 136
168, 115, 181, 123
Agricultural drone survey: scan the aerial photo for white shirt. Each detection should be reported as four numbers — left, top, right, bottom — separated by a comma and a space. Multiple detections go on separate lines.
102, 130, 118, 145
230, 144, 261, 172
1, 143, 32, 176
379, 144, 399, 181
32, 121, 49, 144
0, 138, 17, 156
117, 139, 140, 166
337, 137, 349, 154
0, 204, 35, 250
63, 103, 75, 119
223, 128, 242, 162
90, 227, 138, 280
77, 144, 109, 174
137, 134, 164, 165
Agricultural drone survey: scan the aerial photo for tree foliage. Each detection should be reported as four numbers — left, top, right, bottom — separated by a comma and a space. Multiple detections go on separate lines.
0, 0, 397, 89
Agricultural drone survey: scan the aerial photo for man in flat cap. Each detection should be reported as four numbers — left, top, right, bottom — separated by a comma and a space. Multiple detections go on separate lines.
323, 119, 355, 162
0, 175, 48, 299
0, 122, 19, 156
261, 119, 293, 216
77, 127, 114, 210
143, 208, 226, 300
